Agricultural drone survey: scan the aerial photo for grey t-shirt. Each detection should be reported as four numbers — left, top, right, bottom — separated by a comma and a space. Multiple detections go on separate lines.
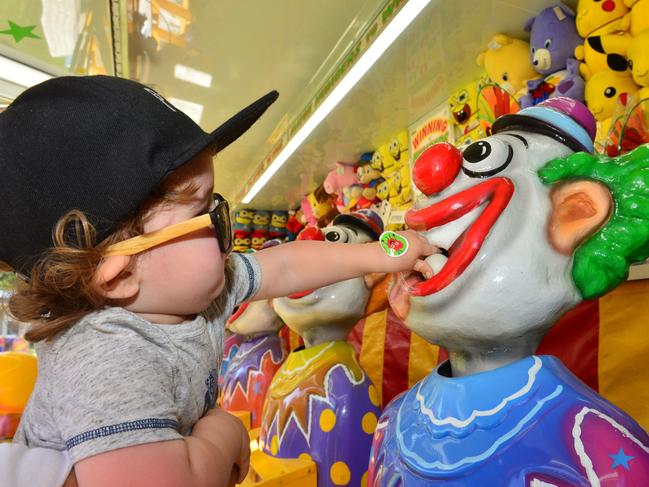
14, 252, 261, 464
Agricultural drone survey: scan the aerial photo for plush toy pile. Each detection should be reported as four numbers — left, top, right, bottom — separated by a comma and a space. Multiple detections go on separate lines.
232, 2, 649, 252
464, 1, 649, 156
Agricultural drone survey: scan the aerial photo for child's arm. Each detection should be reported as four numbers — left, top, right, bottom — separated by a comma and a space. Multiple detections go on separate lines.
253, 229, 437, 300
73, 408, 249, 487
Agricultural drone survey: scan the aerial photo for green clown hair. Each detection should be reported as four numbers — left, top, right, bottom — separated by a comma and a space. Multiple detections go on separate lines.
538, 144, 649, 299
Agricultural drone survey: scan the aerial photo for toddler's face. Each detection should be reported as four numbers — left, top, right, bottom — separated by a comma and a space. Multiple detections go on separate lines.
127, 151, 227, 323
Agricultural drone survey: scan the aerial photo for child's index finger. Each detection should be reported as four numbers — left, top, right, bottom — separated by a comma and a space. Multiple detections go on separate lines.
413, 233, 439, 256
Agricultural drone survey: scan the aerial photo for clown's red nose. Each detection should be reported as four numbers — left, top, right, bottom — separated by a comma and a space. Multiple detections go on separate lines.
412, 142, 462, 196
297, 225, 324, 241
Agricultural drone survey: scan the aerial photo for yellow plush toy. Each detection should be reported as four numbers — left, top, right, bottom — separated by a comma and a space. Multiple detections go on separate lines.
448, 82, 487, 147
585, 69, 639, 121
396, 163, 412, 208
627, 28, 649, 99
574, 0, 632, 80
585, 68, 639, 151
388, 130, 409, 168
575, 0, 629, 37
622, 0, 649, 36
371, 130, 409, 179
476, 34, 539, 99
384, 165, 413, 209
371, 146, 399, 178
575, 32, 632, 80
235, 209, 254, 225
376, 178, 389, 201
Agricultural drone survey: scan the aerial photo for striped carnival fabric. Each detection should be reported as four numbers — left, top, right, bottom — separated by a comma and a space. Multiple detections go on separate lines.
348, 274, 447, 407
349, 308, 447, 408
348, 278, 649, 430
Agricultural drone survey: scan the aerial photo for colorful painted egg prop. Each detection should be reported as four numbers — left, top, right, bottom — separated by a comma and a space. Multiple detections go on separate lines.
263, 210, 384, 486
260, 342, 380, 487
221, 300, 287, 429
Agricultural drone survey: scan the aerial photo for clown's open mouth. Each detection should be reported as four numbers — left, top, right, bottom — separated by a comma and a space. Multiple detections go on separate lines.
391, 177, 514, 304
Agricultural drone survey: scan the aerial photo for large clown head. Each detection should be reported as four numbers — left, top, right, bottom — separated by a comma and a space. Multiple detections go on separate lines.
273, 210, 384, 347
389, 98, 611, 374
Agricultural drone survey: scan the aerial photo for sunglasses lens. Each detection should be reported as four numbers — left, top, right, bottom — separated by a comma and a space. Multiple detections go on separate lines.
220, 204, 232, 253
211, 195, 232, 253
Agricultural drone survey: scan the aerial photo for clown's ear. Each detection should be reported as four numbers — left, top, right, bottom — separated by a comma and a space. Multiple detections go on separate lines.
548, 180, 612, 255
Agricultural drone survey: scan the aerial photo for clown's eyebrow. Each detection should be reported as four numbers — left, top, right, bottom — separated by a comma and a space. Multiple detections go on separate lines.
505, 133, 528, 148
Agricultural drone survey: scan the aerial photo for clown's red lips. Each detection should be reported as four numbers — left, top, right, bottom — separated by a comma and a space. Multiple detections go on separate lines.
287, 289, 315, 299
392, 177, 514, 302
228, 302, 249, 323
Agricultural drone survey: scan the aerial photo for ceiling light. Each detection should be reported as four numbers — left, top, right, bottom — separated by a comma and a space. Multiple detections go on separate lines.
241, 0, 432, 204
0, 55, 53, 88
174, 64, 213, 88
169, 97, 204, 124
41, 0, 81, 58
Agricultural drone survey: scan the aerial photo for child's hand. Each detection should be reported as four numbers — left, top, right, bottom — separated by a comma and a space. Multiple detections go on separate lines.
380, 229, 438, 278
195, 408, 251, 483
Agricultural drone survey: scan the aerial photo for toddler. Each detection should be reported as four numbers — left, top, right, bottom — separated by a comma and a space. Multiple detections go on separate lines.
0, 75, 436, 487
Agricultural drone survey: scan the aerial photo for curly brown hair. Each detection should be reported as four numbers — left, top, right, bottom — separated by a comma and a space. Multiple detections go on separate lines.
7, 157, 222, 342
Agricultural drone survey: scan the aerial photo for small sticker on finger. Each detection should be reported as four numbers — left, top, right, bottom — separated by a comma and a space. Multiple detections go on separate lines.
379, 231, 409, 257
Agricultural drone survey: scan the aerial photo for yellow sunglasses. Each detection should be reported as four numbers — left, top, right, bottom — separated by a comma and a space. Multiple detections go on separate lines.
104, 193, 232, 256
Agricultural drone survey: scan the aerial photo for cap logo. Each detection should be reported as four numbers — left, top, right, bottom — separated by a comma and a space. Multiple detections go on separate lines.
143, 87, 177, 112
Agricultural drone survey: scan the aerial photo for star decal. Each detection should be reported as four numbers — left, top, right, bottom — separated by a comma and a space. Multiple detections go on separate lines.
0, 21, 40, 43
609, 447, 634, 471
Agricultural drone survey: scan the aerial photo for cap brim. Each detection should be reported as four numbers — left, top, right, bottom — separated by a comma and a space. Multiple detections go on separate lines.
158, 90, 279, 187
208, 90, 279, 152
491, 113, 589, 153
333, 214, 381, 240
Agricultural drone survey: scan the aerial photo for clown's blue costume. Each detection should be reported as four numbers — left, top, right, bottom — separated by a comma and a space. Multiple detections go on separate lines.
369, 355, 649, 486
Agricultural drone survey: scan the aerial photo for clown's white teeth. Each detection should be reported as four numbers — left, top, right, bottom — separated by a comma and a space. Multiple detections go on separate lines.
425, 253, 448, 276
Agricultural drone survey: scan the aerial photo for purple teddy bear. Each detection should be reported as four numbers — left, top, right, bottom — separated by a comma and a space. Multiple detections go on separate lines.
519, 3, 585, 108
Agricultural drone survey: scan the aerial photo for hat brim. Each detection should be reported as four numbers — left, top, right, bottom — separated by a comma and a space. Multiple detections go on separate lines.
491, 113, 590, 153
333, 213, 381, 240
167, 90, 279, 177
208, 90, 279, 152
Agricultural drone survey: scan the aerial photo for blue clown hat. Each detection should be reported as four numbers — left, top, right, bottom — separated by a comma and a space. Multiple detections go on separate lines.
492, 97, 596, 154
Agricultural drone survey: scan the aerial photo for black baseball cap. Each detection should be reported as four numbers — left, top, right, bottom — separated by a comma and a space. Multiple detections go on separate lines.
0, 75, 278, 274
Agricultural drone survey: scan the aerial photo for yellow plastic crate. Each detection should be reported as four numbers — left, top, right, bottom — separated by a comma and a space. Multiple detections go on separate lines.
228, 410, 251, 430
240, 450, 317, 487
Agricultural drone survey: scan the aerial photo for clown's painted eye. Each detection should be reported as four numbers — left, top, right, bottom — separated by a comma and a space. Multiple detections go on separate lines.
462, 137, 513, 178
502, 73, 509, 82
604, 86, 617, 98
458, 91, 467, 102
544, 38, 552, 49
323, 226, 351, 243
